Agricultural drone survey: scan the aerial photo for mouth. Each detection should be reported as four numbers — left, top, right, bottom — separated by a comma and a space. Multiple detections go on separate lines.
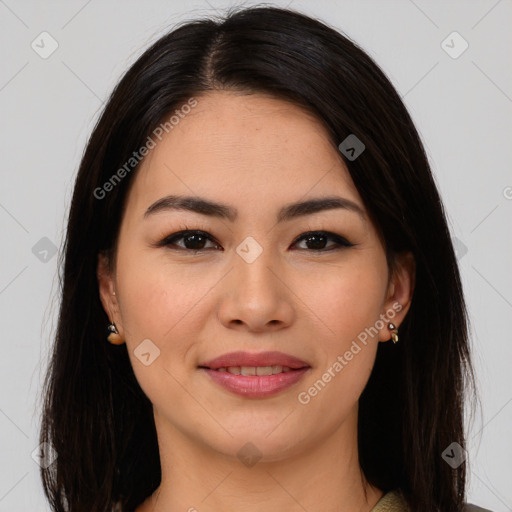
197, 351, 311, 398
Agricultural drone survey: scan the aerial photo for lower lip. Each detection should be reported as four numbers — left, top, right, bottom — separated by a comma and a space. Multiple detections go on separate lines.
200, 367, 310, 398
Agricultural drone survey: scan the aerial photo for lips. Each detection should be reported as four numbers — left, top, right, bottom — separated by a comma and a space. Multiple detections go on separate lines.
202, 366, 310, 398
198, 351, 312, 398
198, 350, 310, 371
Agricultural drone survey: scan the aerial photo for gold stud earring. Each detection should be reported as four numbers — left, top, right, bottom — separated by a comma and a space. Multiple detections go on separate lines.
387, 322, 399, 344
107, 322, 125, 344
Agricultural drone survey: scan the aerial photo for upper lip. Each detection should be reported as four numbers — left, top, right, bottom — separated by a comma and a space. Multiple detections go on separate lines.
199, 351, 310, 370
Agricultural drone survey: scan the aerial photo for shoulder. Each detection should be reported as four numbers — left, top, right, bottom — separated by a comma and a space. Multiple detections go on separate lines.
370, 490, 409, 511
371, 490, 494, 512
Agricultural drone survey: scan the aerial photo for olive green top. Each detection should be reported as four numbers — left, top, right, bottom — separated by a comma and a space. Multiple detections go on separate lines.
370, 490, 409, 512
370, 490, 493, 512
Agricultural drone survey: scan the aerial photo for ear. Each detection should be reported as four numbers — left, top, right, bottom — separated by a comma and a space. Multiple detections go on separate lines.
97, 252, 124, 336
378, 250, 415, 342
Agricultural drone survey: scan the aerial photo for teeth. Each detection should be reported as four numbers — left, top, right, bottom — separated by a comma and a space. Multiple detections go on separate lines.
216, 366, 294, 375
256, 366, 273, 375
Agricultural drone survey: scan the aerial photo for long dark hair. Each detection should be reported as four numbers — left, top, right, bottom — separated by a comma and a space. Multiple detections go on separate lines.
39, 5, 476, 511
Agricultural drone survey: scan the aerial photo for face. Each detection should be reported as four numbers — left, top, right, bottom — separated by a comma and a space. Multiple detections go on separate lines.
98, 91, 413, 462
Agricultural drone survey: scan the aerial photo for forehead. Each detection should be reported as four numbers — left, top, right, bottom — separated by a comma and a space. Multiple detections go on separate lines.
127, 91, 363, 218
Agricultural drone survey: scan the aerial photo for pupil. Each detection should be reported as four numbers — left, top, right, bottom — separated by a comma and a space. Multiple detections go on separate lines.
306, 234, 326, 250
185, 234, 205, 250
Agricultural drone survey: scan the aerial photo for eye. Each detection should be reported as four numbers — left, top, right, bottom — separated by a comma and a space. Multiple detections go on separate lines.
291, 231, 355, 251
157, 229, 221, 252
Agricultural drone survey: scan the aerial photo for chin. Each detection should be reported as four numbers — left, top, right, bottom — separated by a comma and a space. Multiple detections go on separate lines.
208, 428, 308, 464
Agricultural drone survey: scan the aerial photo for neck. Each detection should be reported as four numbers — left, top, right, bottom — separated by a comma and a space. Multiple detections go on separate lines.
136, 406, 383, 512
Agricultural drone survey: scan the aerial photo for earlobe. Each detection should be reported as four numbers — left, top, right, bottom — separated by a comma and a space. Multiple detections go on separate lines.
379, 251, 416, 343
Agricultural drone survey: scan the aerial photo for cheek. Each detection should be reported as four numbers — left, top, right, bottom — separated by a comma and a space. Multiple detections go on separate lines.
303, 261, 387, 346
115, 250, 221, 358
297, 266, 383, 419
295, 258, 385, 404
114, 258, 207, 398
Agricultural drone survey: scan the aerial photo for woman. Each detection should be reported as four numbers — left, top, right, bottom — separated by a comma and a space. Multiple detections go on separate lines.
38, 5, 488, 512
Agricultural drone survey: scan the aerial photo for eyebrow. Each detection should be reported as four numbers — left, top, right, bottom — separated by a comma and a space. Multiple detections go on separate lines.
143, 194, 366, 223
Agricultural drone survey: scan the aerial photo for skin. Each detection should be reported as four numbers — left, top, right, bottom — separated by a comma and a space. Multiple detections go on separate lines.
97, 91, 415, 512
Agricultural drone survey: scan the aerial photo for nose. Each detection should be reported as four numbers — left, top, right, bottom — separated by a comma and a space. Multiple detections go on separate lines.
216, 246, 295, 333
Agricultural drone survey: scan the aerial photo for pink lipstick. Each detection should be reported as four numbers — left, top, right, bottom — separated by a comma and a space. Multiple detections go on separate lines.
198, 350, 311, 399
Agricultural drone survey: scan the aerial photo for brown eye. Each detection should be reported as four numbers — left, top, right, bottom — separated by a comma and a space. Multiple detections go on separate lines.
292, 231, 355, 251
159, 230, 221, 251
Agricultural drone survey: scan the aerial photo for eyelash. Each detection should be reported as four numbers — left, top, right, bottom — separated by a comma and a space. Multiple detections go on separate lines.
155, 225, 356, 253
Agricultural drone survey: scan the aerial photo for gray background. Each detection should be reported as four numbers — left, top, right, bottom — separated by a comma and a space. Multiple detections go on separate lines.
0, 0, 511, 510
